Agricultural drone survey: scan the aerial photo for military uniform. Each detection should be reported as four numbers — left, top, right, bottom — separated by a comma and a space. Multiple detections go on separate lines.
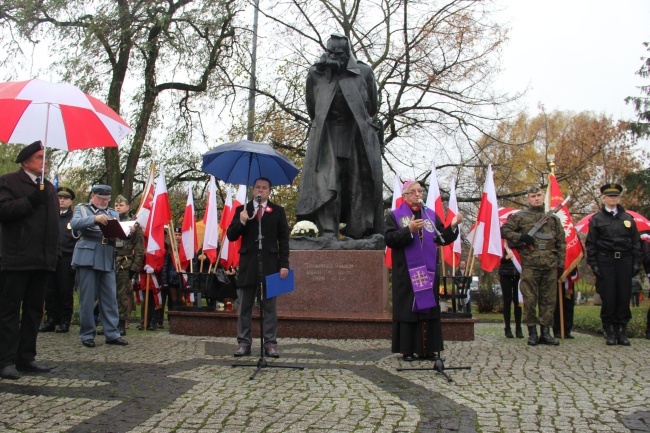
586, 185, 641, 345
501, 204, 565, 345
115, 212, 143, 332
70, 185, 127, 347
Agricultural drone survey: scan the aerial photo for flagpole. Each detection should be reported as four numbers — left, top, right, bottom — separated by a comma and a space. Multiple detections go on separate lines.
558, 280, 565, 339
144, 274, 151, 329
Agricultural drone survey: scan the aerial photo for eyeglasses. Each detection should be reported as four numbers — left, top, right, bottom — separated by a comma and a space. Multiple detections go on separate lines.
406, 189, 424, 195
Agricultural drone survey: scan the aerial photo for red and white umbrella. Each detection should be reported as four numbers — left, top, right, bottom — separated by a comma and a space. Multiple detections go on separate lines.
574, 210, 650, 234
0, 78, 132, 151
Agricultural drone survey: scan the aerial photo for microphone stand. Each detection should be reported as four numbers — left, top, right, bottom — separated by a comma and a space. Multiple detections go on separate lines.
395, 200, 471, 383
232, 195, 304, 380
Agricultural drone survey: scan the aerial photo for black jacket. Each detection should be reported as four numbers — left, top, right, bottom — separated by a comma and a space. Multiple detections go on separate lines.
226, 200, 290, 288
0, 169, 59, 271
586, 205, 641, 267
58, 206, 77, 255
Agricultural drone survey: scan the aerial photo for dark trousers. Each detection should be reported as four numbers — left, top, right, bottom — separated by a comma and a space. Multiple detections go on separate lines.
597, 255, 633, 326
0, 271, 49, 368
500, 274, 522, 329
554, 285, 575, 335
44, 253, 75, 324
392, 319, 444, 356
237, 285, 277, 348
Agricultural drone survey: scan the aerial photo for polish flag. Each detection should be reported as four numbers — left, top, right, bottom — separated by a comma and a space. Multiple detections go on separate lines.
467, 165, 502, 272
136, 166, 156, 233
545, 172, 583, 281
202, 176, 219, 264
178, 184, 197, 270
145, 166, 172, 271
442, 179, 462, 268
220, 184, 246, 268
385, 175, 405, 268
425, 161, 445, 223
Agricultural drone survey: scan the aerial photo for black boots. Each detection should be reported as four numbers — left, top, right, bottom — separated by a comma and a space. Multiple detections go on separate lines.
538, 326, 560, 345
527, 326, 538, 346
515, 326, 524, 338
55, 322, 70, 333
505, 326, 514, 338
118, 320, 127, 336
616, 325, 630, 346
605, 325, 617, 346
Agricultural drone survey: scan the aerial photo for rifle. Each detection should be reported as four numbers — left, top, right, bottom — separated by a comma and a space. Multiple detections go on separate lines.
525, 196, 571, 249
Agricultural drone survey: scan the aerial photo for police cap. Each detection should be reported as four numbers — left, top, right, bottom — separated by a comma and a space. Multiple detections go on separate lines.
91, 184, 112, 198
57, 187, 75, 200
600, 183, 623, 197
15, 141, 44, 163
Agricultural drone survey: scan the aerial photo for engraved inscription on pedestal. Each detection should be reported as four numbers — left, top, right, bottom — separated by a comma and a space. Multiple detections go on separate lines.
277, 250, 388, 313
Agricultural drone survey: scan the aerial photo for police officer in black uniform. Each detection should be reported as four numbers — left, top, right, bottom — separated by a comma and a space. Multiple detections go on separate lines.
586, 183, 642, 346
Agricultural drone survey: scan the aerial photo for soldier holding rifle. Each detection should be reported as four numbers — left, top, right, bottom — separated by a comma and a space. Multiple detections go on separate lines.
501, 186, 565, 346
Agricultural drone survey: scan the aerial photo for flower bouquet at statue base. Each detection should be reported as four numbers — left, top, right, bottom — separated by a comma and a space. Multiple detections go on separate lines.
291, 220, 319, 238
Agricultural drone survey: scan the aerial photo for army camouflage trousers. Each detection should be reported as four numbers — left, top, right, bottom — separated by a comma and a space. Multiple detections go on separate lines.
519, 267, 558, 327
116, 269, 134, 321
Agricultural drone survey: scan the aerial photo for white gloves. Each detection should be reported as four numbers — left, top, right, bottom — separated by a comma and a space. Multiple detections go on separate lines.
143, 264, 155, 274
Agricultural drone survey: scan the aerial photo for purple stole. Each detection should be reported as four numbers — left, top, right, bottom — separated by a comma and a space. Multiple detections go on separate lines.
393, 202, 438, 313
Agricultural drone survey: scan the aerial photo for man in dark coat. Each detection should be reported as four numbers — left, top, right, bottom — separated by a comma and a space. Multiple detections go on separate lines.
227, 177, 290, 358
40, 186, 78, 334
384, 180, 461, 361
586, 183, 642, 346
296, 33, 384, 239
0, 141, 59, 379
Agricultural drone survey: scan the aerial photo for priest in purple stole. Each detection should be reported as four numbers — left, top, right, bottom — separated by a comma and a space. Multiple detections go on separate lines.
385, 180, 462, 361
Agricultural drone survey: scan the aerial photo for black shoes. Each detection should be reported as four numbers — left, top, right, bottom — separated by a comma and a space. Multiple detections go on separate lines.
401, 354, 415, 362
0, 365, 21, 380
16, 361, 53, 373
265, 347, 280, 358
106, 337, 129, 346
39, 319, 56, 333
527, 326, 539, 346
82, 339, 96, 348
515, 327, 524, 338
616, 325, 631, 346
504, 327, 514, 338
55, 322, 70, 333
234, 346, 251, 357
118, 320, 126, 336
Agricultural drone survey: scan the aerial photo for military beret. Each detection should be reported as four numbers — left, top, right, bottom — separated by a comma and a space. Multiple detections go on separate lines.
91, 184, 112, 198
115, 195, 129, 204
15, 141, 44, 163
600, 183, 622, 196
527, 186, 542, 194
57, 187, 75, 200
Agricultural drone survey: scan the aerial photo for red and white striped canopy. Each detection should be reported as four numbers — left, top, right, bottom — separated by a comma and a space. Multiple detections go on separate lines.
0, 78, 132, 151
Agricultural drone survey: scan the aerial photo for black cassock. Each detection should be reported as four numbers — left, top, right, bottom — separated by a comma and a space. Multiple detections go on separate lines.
384, 208, 458, 356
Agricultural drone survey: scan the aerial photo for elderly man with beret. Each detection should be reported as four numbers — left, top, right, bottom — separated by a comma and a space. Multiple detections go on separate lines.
586, 183, 642, 346
70, 185, 128, 348
0, 141, 59, 380
40, 186, 78, 334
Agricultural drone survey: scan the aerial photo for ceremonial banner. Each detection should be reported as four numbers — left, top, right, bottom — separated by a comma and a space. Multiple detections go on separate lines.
545, 173, 583, 281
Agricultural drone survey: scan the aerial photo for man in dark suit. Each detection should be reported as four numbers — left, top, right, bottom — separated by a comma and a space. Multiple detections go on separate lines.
227, 177, 290, 358
0, 141, 59, 380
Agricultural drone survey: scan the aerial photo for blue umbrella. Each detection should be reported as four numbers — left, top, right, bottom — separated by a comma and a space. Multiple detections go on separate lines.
202, 139, 299, 186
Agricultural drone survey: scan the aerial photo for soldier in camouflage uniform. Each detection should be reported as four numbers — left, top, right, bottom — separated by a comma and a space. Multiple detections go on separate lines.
114, 196, 144, 336
501, 186, 565, 346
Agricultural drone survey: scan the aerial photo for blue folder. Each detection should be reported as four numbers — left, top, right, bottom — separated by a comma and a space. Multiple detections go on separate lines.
265, 269, 295, 299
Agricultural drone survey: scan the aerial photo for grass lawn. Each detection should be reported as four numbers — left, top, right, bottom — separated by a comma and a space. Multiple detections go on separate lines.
473, 303, 649, 338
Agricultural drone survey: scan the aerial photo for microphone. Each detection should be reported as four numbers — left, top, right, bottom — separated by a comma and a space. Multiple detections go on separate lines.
256, 195, 262, 203
418, 199, 427, 209
417, 199, 444, 243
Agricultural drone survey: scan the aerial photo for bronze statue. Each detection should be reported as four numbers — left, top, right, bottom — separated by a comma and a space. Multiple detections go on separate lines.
296, 33, 384, 239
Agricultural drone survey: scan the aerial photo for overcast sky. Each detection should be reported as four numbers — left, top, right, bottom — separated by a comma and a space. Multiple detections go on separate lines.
494, 0, 649, 122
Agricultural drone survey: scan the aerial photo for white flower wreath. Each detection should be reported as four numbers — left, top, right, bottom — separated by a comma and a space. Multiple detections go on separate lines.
291, 220, 319, 238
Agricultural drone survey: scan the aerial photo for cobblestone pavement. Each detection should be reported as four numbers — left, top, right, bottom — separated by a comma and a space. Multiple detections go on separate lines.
1, 323, 649, 433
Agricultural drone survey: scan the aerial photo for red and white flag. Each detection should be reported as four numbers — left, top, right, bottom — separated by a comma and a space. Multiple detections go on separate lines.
145, 166, 171, 271
136, 166, 156, 233
545, 173, 583, 281
467, 165, 502, 272
220, 184, 246, 269
202, 176, 219, 264
178, 184, 197, 270
443, 179, 462, 269
384, 175, 405, 268
425, 161, 445, 223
